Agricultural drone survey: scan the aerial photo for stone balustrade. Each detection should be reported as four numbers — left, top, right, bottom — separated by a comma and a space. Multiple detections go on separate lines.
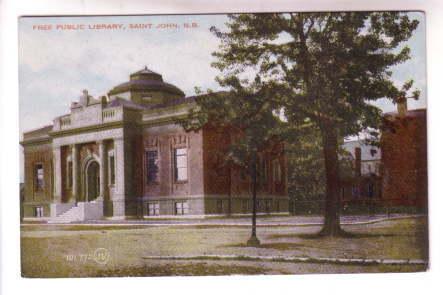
102, 107, 123, 123
53, 105, 124, 132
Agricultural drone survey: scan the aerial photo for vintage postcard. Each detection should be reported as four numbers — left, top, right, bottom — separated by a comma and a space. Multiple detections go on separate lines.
19, 12, 428, 278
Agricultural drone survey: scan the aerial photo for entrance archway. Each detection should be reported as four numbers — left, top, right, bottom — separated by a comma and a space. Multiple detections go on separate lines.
85, 160, 100, 201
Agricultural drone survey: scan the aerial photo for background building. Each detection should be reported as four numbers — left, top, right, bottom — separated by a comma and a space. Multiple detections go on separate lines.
340, 140, 382, 205
381, 103, 427, 210
339, 100, 427, 212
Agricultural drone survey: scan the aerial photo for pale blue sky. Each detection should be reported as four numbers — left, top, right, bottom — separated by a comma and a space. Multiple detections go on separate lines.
18, 13, 426, 180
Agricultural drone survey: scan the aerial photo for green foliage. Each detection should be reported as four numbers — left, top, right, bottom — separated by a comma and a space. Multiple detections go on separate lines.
287, 133, 356, 202
210, 12, 420, 136
287, 130, 325, 202
181, 13, 419, 229
208, 12, 419, 231
181, 84, 286, 170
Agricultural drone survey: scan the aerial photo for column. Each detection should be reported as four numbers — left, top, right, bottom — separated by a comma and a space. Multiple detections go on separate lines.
52, 146, 62, 203
113, 137, 126, 218
98, 140, 107, 201
72, 144, 79, 203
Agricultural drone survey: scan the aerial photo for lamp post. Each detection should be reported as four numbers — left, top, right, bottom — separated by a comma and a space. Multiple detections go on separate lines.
247, 151, 260, 246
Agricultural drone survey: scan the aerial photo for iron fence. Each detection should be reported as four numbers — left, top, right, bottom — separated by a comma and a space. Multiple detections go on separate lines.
289, 198, 426, 216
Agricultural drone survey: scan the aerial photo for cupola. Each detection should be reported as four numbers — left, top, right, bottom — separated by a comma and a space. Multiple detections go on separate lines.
107, 66, 185, 105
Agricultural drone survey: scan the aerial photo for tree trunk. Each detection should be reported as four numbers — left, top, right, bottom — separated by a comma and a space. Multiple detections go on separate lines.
319, 126, 343, 236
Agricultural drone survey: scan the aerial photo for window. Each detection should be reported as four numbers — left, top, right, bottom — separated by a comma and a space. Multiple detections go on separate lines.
147, 202, 160, 216
272, 159, 282, 183
175, 201, 189, 215
67, 160, 73, 189
34, 206, 43, 218
146, 150, 159, 184
109, 155, 115, 185
174, 148, 188, 182
34, 164, 44, 191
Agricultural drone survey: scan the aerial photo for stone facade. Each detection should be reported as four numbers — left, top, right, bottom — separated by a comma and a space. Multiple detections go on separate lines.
20, 68, 289, 221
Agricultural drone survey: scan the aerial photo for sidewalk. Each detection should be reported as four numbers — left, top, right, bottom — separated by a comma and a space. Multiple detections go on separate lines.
21, 213, 425, 227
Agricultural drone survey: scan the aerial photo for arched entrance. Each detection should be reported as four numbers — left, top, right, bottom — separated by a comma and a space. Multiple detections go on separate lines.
85, 160, 100, 202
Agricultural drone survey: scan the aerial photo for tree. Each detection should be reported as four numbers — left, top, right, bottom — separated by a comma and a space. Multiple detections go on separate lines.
181, 84, 285, 245
210, 12, 420, 236
287, 129, 325, 213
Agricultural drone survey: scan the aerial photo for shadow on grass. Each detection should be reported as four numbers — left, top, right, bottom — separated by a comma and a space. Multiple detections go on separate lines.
267, 231, 401, 240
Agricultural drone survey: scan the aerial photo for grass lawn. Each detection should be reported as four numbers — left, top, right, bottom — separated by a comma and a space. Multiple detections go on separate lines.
20, 216, 428, 277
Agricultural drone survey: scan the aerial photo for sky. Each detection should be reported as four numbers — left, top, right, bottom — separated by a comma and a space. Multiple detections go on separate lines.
18, 13, 426, 181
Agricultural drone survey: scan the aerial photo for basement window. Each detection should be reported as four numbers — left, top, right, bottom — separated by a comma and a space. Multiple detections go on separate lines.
175, 201, 189, 215
34, 206, 43, 218
147, 202, 160, 216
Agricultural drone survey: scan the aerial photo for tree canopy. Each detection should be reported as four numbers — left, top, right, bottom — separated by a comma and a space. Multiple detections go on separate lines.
184, 12, 420, 236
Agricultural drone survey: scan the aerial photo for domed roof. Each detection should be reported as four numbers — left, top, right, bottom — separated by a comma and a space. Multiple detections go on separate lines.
131, 66, 159, 74
108, 66, 185, 97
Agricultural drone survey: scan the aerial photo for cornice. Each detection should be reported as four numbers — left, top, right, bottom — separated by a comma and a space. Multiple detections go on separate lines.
49, 121, 127, 138
141, 113, 188, 128
20, 137, 52, 147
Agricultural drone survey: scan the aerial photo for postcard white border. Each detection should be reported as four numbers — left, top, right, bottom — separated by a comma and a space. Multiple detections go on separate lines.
1, 0, 443, 295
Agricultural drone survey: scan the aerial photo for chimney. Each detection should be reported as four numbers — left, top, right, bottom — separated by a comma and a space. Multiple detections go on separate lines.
80, 89, 89, 106
355, 147, 361, 177
397, 96, 408, 117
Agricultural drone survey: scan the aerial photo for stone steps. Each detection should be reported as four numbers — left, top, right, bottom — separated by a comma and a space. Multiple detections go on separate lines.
48, 206, 84, 224
48, 201, 104, 223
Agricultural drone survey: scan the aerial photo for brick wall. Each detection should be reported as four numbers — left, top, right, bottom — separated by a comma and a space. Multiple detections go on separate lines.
381, 109, 427, 208
140, 124, 204, 198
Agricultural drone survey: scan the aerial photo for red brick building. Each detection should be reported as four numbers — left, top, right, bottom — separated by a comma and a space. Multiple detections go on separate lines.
20, 67, 289, 222
381, 107, 427, 209
339, 102, 427, 211
341, 101, 428, 210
